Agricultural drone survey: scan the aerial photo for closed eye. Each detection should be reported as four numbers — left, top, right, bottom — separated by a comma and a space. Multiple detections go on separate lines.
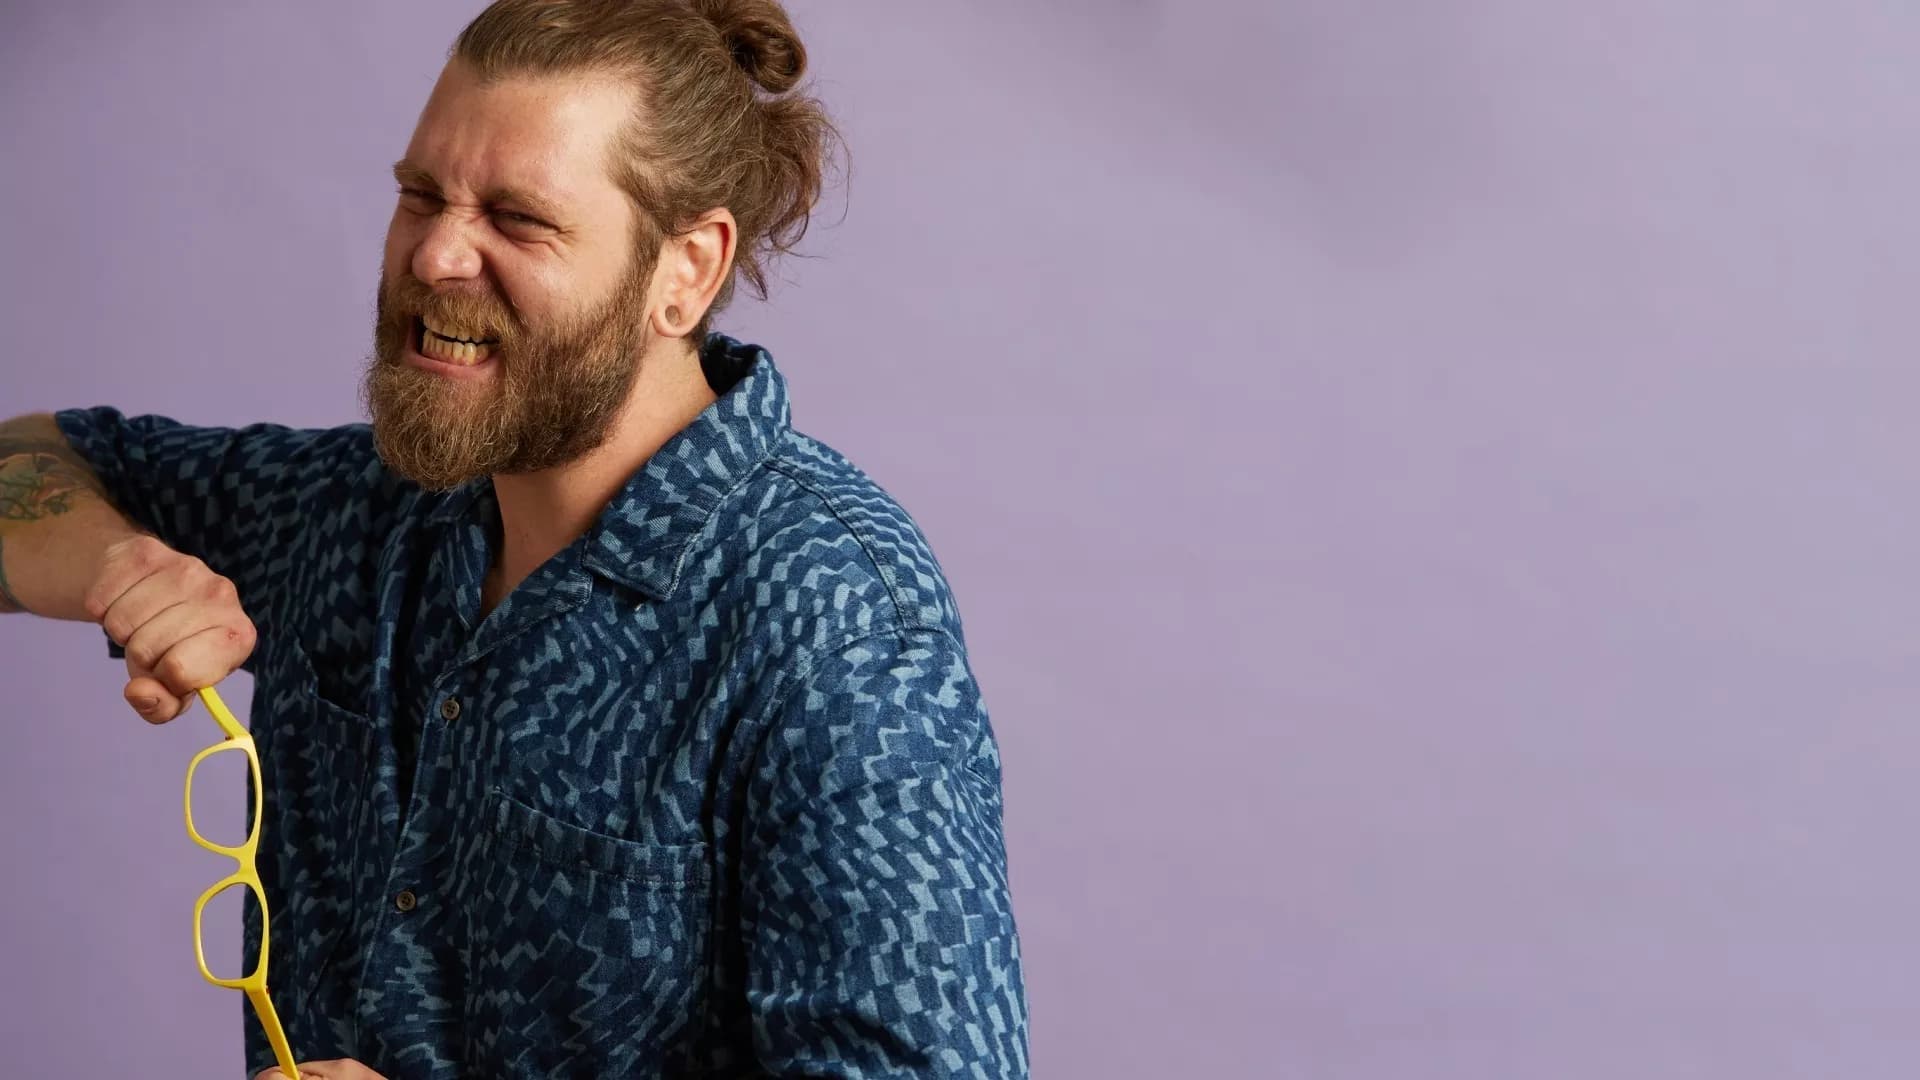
493, 209, 553, 231
397, 186, 443, 212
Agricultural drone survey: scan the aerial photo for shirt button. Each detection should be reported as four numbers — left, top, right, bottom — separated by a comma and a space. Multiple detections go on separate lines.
394, 889, 418, 913
439, 697, 461, 722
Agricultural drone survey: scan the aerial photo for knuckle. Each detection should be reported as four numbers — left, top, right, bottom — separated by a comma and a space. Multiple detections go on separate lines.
92, 536, 172, 617
131, 534, 170, 569
175, 555, 208, 586
126, 641, 161, 671
153, 653, 191, 689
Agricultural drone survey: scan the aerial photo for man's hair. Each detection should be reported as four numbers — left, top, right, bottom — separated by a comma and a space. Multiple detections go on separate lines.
453, 0, 838, 339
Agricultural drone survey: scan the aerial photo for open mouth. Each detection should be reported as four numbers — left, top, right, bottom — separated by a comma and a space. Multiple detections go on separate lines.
415, 316, 500, 366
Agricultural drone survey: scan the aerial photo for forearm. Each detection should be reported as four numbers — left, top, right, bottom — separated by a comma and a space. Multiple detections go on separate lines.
0, 413, 144, 620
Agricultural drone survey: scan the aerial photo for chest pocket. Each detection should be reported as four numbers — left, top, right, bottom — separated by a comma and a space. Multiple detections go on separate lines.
457, 789, 713, 1077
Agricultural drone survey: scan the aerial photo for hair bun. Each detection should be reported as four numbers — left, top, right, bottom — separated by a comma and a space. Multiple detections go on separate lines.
694, 0, 806, 93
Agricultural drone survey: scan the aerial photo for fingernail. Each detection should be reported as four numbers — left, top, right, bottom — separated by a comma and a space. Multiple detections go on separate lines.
132, 696, 159, 711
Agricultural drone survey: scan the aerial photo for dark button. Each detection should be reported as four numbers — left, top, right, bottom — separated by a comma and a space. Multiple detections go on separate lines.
394, 889, 418, 913
439, 697, 461, 722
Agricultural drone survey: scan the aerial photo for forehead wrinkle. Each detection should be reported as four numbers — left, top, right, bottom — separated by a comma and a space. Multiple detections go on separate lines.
398, 65, 639, 256
401, 141, 590, 228
396, 149, 567, 200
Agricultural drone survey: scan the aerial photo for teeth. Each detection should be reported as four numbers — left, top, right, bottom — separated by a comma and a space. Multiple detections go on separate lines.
423, 317, 492, 344
419, 328, 494, 366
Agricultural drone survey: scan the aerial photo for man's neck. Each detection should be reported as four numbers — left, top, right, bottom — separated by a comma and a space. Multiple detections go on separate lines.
481, 343, 718, 617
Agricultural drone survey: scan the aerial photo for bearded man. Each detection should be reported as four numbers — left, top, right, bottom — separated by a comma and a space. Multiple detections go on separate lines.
0, 1, 1027, 1076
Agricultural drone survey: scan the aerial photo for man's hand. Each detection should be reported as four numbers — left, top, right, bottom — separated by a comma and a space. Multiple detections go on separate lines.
256, 1060, 390, 1080
82, 533, 258, 723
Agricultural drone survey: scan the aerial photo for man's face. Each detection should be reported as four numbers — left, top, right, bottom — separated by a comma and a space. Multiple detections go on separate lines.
365, 62, 654, 491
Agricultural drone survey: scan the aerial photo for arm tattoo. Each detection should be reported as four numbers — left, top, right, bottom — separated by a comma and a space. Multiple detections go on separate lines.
0, 422, 108, 614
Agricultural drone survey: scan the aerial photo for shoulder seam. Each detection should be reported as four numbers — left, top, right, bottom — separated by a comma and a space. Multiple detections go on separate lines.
764, 449, 943, 636
766, 622, 966, 725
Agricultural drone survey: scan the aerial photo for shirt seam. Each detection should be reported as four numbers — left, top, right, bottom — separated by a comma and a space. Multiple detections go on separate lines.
752, 622, 986, 799
585, 433, 783, 598
658, 451, 775, 596
770, 622, 954, 706
762, 453, 941, 637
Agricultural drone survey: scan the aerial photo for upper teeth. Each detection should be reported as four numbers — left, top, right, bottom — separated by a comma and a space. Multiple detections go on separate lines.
423, 318, 491, 344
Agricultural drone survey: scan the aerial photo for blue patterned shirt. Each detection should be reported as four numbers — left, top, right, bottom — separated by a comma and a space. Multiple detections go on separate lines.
55, 335, 1028, 1079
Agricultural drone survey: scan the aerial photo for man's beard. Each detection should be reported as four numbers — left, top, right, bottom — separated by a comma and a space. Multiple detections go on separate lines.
361, 258, 652, 492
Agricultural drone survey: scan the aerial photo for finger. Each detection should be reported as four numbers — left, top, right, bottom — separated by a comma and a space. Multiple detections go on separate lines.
122, 673, 187, 725
96, 557, 202, 649
148, 623, 254, 698
119, 594, 213, 674
82, 535, 180, 629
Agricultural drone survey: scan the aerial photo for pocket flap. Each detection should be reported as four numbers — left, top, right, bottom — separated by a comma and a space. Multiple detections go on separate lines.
482, 791, 710, 888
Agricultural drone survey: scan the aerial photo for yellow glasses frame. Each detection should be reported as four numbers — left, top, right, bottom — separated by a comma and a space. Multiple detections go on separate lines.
184, 685, 302, 1080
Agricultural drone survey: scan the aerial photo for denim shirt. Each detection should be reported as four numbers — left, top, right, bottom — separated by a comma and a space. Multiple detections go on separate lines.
56, 335, 1028, 1079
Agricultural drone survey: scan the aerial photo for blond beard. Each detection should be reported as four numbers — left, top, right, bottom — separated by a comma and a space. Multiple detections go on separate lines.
361, 260, 652, 491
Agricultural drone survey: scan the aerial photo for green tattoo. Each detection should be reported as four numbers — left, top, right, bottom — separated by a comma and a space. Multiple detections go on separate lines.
0, 450, 94, 520
0, 425, 107, 615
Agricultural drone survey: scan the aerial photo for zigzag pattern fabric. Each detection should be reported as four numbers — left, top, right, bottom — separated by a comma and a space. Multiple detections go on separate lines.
56, 334, 1029, 1078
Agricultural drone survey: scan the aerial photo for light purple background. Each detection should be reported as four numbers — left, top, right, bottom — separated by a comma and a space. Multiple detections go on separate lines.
3, 1, 1917, 1077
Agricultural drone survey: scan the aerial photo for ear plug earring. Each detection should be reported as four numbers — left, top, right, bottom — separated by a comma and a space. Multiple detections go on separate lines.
666, 305, 682, 325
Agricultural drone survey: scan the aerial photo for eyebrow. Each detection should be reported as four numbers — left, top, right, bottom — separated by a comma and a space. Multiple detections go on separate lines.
391, 159, 568, 225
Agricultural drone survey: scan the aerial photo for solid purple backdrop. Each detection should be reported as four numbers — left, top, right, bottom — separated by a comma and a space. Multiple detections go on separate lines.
4, 1, 1919, 1077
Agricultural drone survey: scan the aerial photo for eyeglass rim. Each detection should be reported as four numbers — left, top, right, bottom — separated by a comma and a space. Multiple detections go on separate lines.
183, 739, 264, 853
190, 873, 272, 988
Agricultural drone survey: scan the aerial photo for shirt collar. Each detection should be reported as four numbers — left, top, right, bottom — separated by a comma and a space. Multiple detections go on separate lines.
424, 333, 790, 600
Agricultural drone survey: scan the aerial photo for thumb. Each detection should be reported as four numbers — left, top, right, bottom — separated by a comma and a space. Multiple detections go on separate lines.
123, 673, 191, 724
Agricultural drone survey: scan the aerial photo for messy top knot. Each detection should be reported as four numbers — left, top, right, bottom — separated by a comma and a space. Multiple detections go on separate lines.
454, 0, 841, 340
691, 0, 806, 94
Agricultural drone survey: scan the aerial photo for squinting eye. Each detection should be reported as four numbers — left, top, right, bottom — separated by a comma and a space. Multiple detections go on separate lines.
398, 187, 442, 212
495, 211, 543, 228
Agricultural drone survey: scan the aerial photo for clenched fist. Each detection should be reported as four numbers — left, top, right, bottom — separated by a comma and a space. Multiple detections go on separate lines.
82, 534, 257, 723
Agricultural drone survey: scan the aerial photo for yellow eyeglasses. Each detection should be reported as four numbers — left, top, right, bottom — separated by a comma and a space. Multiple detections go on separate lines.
184, 684, 302, 1080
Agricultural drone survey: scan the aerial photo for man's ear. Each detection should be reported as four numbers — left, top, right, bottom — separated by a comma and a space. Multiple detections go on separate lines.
652, 209, 737, 338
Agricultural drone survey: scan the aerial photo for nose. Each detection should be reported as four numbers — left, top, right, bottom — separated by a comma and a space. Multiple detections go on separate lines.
410, 212, 484, 286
